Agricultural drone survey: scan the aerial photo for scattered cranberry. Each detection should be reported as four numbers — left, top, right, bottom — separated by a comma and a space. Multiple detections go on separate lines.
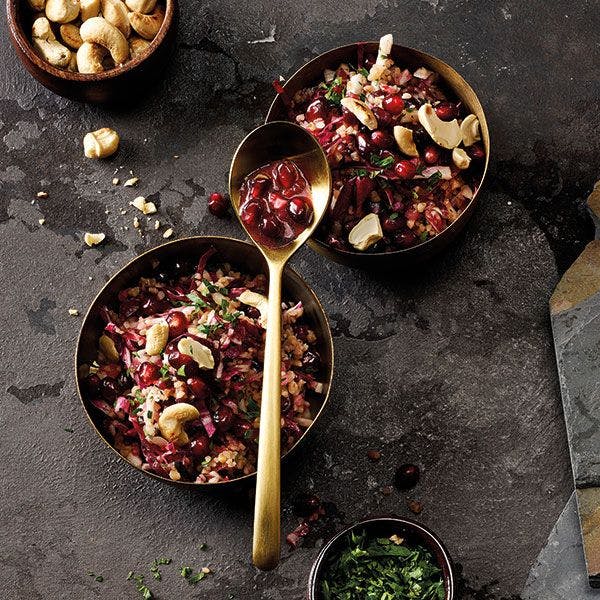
382, 216, 403, 232
213, 406, 234, 432
407, 499, 423, 514
372, 107, 392, 127
306, 99, 328, 122
208, 192, 229, 217
423, 145, 441, 165
187, 376, 209, 401
394, 160, 416, 180
394, 463, 420, 490
355, 131, 372, 154
293, 493, 321, 517
435, 102, 459, 121
341, 109, 359, 126
190, 435, 210, 458
168, 351, 199, 377
370, 130, 394, 149
166, 311, 188, 338
382, 94, 405, 114
138, 362, 160, 387
367, 449, 382, 461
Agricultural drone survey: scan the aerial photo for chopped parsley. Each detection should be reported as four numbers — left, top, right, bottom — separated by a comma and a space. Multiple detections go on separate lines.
186, 292, 209, 309
321, 530, 444, 600
188, 572, 206, 584
358, 67, 369, 77
64, 427, 74, 433
426, 171, 443, 190
176, 365, 187, 377
198, 323, 222, 336
245, 398, 260, 420
199, 543, 208, 551
323, 76, 344, 106
370, 154, 395, 169
180, 566, 192, 578
420, 231, 429, 242
126, 572, 152, 599
159, 365, 169, 377
389, 212, 399, 220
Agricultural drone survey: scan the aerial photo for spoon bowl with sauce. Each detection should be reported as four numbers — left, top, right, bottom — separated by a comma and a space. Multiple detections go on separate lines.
229, 121, 331, 570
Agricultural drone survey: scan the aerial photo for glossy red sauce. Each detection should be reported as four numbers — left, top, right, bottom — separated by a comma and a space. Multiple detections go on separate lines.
238, 159, 314, 249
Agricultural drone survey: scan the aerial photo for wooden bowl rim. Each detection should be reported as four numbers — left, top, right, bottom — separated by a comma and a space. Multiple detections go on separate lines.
6, 0, 176, 82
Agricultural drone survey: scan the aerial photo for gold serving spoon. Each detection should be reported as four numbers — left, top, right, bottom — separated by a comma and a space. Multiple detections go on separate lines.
229, 121, 331, 570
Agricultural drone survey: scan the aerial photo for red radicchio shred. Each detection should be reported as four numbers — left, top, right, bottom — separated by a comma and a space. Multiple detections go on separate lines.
197, 401, 216, 437
195, 246, 217, 278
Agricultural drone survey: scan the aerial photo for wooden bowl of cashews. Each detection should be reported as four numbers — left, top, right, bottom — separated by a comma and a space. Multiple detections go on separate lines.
6, 0, 177, 104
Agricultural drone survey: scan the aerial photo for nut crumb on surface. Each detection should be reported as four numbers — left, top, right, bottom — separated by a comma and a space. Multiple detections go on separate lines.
124, 177, 139, 187
367, 449, 381, 461
84, 232, 105, 247
154, 220, 160, 229
133, 216, 140, 228
36, 191, 48, 198
163, 228, 173, 239
38, 218, 45, 225
112, 177, 120, 185
407, 499, 423, 514
68, 308, 79, 316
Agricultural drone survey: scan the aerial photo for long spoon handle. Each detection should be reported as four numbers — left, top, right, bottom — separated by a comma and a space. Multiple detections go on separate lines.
252, 261, 283, 570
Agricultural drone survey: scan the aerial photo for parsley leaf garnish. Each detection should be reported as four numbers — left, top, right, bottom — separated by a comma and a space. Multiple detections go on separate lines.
370, 154, 395, 168
323, 77, 344, 106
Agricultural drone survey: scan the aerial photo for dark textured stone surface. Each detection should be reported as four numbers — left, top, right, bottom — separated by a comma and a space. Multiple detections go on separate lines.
1, 1, 598, 598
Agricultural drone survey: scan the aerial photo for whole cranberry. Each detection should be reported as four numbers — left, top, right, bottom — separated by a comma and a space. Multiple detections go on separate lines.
302, 351, 321, 373
275, 161, 298, 189
100, 377, 119, 401
341, 109, 359, 126
260, 216, 282, 239
240, 201, 262, 226
168, 351, 199, 377
120, 297, 140, 318
468, 143, 485, 161
394, 160, 417, 180
86, 374, 101, 395
190, 435, 210, 458
394, 463, 420, 490
305, 99, 328, 122
213, 406, 234, 432
370, 130, 394, 149
138, 362, 161, 387
423, 145, 441, 165
355, 131, 372, 155
207, 192, 229, 217
382, 94, 405, 114
289, 197, 312, 223
157, 379, 171, 391
250, 178, 269, 199
141, 296, 170, 316
372, 107, 392, 127
187, 376, 210, 401
293, 493, 321, 517
166, 311, 188, 338
382, 216, 403, 232
435, 102, 459, 121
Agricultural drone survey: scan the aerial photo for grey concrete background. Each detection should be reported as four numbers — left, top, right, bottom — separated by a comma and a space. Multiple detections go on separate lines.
1, 0, 598, 598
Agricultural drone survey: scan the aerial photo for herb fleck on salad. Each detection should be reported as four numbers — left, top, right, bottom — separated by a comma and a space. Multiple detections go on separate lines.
321, 530, 444, 600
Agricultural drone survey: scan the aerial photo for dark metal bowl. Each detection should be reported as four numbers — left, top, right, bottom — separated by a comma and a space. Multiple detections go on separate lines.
307, 516, 455, 599
6, 0, 177, 104
266, 41, 490, 268
75, 236, 334, 489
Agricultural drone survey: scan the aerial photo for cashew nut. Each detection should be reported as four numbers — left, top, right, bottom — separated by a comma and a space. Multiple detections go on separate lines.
157, 403, 200, 444
129, 35, 151, 59
84, 232, 106, 246
393, 125, 419, 157
32, 37, 72, 68
417, 103, 462, 149
177, 337, 215, 370
67, 51, 78, 71
27, 0, 46, 11
99, 334, 119, 361
45, 0, 79, 23
80, 17, 129, 64
452, 147, 471, 170
76, 41, 106, 73
348, 213, 383, 251
32, 16, 55, 40
59, 23, 83, 49
83, 127, 120, 158
80, 0, 100, 21
238, 290, 268, 327
376, 33, 393, 65
128, 5, 164, 40
460, 114, 481, 147
145, 321, 169, 356
125, 0, 157, 13
101, 0, 131, 38
340, 97, 378, 130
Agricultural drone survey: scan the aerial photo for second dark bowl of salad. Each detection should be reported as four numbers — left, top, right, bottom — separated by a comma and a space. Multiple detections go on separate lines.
267, 35, 490, 268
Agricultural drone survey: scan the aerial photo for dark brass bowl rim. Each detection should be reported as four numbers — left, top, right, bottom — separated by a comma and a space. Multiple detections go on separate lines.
6, 0, 176, 82
74, 235, 334, 488
265, 40, 491, 261
307, 516, 454, 599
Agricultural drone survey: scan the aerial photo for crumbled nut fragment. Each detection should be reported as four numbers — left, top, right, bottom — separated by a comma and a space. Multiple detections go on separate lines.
367, 449, 381, 461
38, 218, 46, 225
407, 499, 423, 514
112, 177, 120, 185
37, 191, 48, 198
389, 534, 404, 545
124, 177, 139, 187
131, 196, 157, 214
380, 485, 393, 496
133, 216, 140, 228
84, 232, 105, 246
68, 308, 79, 316
163, 228, 173, 238
143, 201, 157, 215
154, 220, 160, 230
83, 128, 120, 159
201, 567, 211, 574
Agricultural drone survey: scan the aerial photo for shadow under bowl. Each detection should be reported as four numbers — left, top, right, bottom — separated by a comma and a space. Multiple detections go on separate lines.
6, 0, 177, 104
308, 516, 455, 599
266, 41, 490, 268
75, 236, 334, 491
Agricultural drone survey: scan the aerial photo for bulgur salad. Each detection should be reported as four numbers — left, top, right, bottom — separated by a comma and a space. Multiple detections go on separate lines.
81, 247, 325, 483
276, 33, 485, 253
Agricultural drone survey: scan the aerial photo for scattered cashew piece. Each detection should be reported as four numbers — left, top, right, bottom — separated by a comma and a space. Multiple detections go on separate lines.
238, 290, 269, 327
128, 5, 164, 40
177, 337, 215, 369
452, 147, 471, 170
393, 125, 419, 157
83, 127, 120, 159
31, 16, 73, 67
348, 213, 383, 251
129, 36, 151, 58
417, 103, 462, 149
84, 232, 106, 246
460, 114, 481, 147
80, 17, 129, 64
99, 334, 119, 361
45, 0, 79, 23
101, 0, 131, 37
60, 23, 83, 49
32, 16, 55, 40
376, 33, 393, 65
157, 403, 200, 444
125, 0, 157, 13
340, 97, 378, 130
145, 321, 169, 356
27, 0, 46, 10
80, 0, 100, 21
77, 41, 106, 73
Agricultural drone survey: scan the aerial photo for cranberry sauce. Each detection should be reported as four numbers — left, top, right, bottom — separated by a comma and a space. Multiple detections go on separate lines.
238, 159, 314, 249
